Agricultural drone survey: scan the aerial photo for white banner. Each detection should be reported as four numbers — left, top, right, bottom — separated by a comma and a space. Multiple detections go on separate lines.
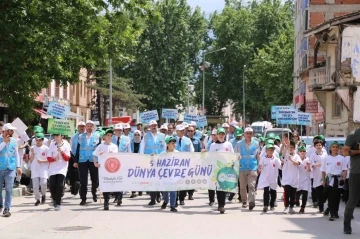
98, 152, 239, 192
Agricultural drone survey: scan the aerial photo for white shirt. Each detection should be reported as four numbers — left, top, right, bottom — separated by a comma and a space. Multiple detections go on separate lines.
209, 141, 234, 153
298, 157, 312, 191
310, 152, 327, 188
47, 140, 71, 176
281, 152, 301, 188
321, 154, 347, 187
17, 138, 25, 159
30, 145, 49, 179
257, 155, 281, 190
344, 156, 350, 179
93, 142, 119, 157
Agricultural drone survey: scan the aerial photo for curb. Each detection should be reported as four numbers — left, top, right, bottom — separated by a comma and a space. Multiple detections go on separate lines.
2, 185, 28, 198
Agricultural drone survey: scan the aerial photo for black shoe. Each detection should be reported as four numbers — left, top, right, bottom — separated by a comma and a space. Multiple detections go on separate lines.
180, 201, 185, 206
35, 200, 40, 206
170, 207, 177, 212
80, 200, 86, 206
249, 202, 255, 210
263, 206, 268, 213
295, 201, 300, 207
130, 193, 137, 198
104, 204, 109, 210
323, 208, 330, 216
299, 207, 305, 214
148, 200, 156, 206
334, 212, 339, 219
138, 192, 143, 196
175, 202, 179, 208
188, 195, 194, 200
329, 214, 335, 221
219, 207, 225, 214
93, 195, 97, 202
209, 202, 215, 206
117, 200, 122, 206
344, 222, 352, 234
156, 195, 161, 203
228, 194, 234, 202
41, 195, 46, 204
161, 202, 167, 209
3, 209, 11, 217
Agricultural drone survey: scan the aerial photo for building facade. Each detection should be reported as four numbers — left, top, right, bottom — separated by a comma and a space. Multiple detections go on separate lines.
305, 12, 360, 137
293, 0, 360, 135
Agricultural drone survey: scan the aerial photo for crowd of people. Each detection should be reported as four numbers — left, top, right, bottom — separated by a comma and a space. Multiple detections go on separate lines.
0, 120, 359, 234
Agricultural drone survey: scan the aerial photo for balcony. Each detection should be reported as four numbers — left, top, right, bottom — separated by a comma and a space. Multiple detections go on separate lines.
308, 66, 336, 92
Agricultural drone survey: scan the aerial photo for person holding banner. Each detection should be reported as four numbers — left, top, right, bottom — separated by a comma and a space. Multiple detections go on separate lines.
130, 130, 143, 197
47, 134, 71, 211
93, 129, 119, 210
0, 123, 22, 217
123, 123, 133, 139
189, 121, 202, 140
206, 129, 218, 151
160, 136, 179, 212
140, 120, 166, 206
74, 120, 100, 206
175, 124, 194, 205
208, 127, 234, 214
238, 127, 260, 210
228, 127, 243, 202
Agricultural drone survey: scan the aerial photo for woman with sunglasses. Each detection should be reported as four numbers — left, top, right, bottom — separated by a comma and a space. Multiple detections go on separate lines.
160, 136, 179, 212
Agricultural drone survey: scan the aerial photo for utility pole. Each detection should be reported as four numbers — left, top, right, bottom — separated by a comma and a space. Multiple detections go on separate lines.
243, 65, 246, 128
109, 59, 113, 125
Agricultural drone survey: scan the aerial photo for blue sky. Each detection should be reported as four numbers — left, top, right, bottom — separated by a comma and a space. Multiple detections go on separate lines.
187, 0, 225, 14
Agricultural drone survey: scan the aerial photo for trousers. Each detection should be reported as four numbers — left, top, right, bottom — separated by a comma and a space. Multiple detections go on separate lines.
239, 170, 258, 203
163, 191, 177, 207
32, 177, 47, 200
178, 190, 194, 201
263, 187, 277, 207
208, 190, 226, 207
296, 190, 309, 208
49, 174, 65, 206
0, 169, 15, 210
79, 161, 98, 200
344, 173, 360, 223
284, 185, 297, 208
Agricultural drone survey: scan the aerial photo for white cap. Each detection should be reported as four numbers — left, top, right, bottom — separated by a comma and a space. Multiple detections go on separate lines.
160, 125, 167, 130
222, 123, 229, 128
86, 120, 94, 125
114, 123, 123, 130
211, 129, 217, 135
176, 124, 185, 131
2, 123, 16, 131
182, 122, 189, 128
189, 121, 197, 127
123, 123, 131, 129
230, 121, 238, 127
77, 121, 86, 126
244, 127, 253, 133
149, 120, 158, 126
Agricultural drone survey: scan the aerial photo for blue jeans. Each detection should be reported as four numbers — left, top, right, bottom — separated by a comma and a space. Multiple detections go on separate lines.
0, 169, 16, 210
163, 191, 177, 207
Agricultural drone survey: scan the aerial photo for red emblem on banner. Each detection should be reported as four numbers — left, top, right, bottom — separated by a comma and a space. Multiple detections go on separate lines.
105, 157, 121, 173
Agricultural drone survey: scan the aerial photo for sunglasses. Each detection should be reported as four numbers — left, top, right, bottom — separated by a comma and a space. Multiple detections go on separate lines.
134, 134, 140, 136
187, 130, 194, 132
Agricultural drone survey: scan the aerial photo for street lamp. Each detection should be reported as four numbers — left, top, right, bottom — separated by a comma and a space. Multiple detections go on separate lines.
243, 65, 246, 128
201, 47, 226, 116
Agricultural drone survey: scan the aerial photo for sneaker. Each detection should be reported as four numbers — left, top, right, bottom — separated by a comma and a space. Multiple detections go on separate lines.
329, 214, 335, 221
270, 207, 275, 211
148, 200, 156, 206
263, 206, 268, 213
312, 202, 318, 208
249, 202, 255, 210
289, 207, 295, 214
242, 202, 247, 208
35, 200, 40, 206
299, 207, 305, 214
180, 201, 185, 206
79, 200, 86, 206
3, 209, 11, 217
41, 195, 46, 204
170, 207, 177, 212
209, 202, 214, 206
55, 205, 61, 211
138, 192, 143, 196
117, 200, 122, 206
283, 207, 289, 214
343, 222, 352, 234
130, 193, 137, 198
219, 207, 225, 214
323, 208, 330, 216
161, 202, 167, 209
188, 195, 194, 200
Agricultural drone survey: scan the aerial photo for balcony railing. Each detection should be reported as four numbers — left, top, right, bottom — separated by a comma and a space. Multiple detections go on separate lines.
309, 66, 335, 90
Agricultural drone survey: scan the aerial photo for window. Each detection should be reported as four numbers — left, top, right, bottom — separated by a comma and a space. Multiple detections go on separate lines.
55, 83, 59, 98
332, 93, 341, 117
80, 81, 83, 97
303, 10, 309, 31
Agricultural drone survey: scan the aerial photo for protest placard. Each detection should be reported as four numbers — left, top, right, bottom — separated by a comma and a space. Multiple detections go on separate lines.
271, 105, 295, 119
197, 116, 208, 127
11, 117, 29, 141
140, 110, 159, 124
161, 109, 178, 119
47, 119, 75, 135
47, 101, 70, 119
99, 152, 239, 192
297, 112, 312, 126
183, 114, 198, 123
276, 108, 298, 125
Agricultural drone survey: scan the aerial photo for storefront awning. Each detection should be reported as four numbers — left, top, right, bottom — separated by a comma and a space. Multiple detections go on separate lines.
33, 108, 53, 119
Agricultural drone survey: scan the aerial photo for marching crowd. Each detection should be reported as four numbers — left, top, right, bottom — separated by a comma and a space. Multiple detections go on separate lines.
0, 120, 359, 234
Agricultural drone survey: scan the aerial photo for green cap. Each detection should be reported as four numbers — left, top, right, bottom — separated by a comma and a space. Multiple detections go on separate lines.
266, 144, 275, 149
99, 130, 106, 138
105, 129, 114, 135
330, 141, 340, 147
34, 126, 44, 133
256, 133, 262, 138
165, 136, 176, 144
298, 146, 306, 152
217, 127, 226, 134
235, 128, 243, 137
314, 135, 325, 141
35, 133, 45, 139
96, 127, 103, 132
259, 137, 265, 142
267, 133, 276, 140
275, 136, 281, 142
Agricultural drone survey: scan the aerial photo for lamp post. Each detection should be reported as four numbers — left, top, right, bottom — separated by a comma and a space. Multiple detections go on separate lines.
202, 47, 226, 116
243, 65, 246, 128
109, 59, 113, 125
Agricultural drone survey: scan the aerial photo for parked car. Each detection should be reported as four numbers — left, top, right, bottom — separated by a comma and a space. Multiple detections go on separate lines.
250, 121, 273, 136
264, 128, 292, 139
